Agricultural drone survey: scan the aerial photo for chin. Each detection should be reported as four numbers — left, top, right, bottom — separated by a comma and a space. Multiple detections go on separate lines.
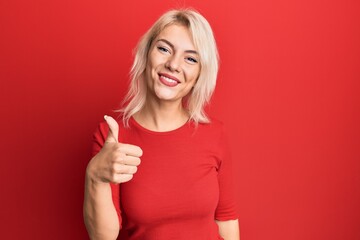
156, 94, 177, 101
154, 88, 178, 101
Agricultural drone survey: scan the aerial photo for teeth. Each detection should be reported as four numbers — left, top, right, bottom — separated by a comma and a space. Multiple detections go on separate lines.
162, 76, 177, 83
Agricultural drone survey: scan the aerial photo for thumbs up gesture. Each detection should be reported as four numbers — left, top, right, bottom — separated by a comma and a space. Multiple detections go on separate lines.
86, 115, 143, 184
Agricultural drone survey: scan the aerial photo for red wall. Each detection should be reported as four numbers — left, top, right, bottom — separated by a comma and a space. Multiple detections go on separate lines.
1, 0, 359, 239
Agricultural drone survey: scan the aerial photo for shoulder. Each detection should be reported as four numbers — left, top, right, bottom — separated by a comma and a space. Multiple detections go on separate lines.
194, 116, 227, 140
208, 117, 225, 128
199, 116, 226, 131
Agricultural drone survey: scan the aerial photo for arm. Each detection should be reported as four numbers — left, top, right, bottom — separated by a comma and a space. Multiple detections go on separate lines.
83, 116, 142, 240
216, 219, 240, 240
83, 166, 120, 240
215, 124, 240, 239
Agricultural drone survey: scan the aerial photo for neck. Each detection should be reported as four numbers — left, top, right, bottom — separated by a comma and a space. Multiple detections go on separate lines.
134, 97, 189, 132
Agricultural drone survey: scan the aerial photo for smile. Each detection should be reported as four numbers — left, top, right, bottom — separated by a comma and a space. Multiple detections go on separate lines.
158, 73, 180, 87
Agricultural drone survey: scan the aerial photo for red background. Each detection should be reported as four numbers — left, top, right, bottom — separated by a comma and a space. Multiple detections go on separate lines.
1, 0, 359, 239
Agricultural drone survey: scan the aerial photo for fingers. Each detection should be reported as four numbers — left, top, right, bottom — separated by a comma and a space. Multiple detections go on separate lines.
110, 173, 134, 184
110, 163, 136, 183
101, 114, 143, 184
113, 152, 141, 166
118, 143, 143, 157
103, 115, 142, 157
108, 161, 138, 184
104, 115, 119, 143
113, 163, 138, 174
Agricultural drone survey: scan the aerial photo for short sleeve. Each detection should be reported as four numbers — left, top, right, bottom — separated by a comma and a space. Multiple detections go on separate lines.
214, 124, 239, 220
91, 122, 122, 227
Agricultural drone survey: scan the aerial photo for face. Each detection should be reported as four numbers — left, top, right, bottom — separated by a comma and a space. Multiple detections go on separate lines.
144, 24, 201, 103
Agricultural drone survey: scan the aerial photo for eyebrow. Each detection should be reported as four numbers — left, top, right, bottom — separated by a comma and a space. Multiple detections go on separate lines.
156, 39, 198, 55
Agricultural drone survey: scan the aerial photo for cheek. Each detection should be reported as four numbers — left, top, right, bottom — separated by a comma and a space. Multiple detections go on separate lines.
147, 53, 155, 70
148, 49, 164, 68
187, 67, 200, 84
145, 54, 160, 79
146, 49, 157, 70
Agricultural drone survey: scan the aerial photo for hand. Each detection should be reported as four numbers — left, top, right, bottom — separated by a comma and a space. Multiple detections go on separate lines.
87, 115, 143, 184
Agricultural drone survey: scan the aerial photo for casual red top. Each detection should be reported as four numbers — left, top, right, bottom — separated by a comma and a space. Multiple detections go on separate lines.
92, 117, 238, 239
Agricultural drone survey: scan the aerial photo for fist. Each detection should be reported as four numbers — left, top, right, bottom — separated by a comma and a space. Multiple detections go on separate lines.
87, 115, 143, 184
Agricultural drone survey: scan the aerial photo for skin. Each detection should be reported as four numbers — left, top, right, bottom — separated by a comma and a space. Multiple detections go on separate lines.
216, 219, 240, 240
84, 115, 143, 239
135, 24, 201, 131
83, 24, 240, 239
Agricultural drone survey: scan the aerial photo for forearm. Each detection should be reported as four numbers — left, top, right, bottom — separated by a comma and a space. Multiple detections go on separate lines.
83, 173, 120, 240
216, 219, 240, 240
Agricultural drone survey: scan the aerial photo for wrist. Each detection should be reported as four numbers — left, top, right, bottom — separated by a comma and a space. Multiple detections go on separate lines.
86, 157, 105, 185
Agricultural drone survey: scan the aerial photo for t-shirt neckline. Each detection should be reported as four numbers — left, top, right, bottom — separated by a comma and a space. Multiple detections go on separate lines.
130, 116, 191, 135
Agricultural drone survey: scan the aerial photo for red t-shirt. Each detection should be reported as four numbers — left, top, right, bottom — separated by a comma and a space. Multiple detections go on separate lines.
92, 117, 238, 239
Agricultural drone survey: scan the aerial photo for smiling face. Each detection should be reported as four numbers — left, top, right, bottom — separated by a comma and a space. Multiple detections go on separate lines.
144, 24, 201, 104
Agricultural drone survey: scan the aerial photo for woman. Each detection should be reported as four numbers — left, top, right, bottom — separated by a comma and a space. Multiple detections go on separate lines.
84, 9, 240, 240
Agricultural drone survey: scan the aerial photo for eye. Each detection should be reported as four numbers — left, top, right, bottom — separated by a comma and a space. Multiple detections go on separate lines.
157, 46, 170, 54
186, 57, 198, 64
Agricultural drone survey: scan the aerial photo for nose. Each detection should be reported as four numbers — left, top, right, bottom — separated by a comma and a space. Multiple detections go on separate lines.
165, 54, 181, 73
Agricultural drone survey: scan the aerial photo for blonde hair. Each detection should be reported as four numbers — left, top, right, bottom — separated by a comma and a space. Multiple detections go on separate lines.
120, 9, 219, 126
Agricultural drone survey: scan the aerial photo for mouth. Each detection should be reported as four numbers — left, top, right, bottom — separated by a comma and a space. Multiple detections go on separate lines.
158, 73, 180, 87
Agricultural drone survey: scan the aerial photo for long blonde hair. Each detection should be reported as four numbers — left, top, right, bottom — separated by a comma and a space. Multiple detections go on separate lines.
120, 9, 219, 126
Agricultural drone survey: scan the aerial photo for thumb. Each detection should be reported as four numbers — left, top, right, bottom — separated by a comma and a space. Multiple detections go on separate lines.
104, 115, 119, 143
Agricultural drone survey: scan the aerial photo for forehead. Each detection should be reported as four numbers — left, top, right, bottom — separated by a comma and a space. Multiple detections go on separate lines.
155, 24, 197, 51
